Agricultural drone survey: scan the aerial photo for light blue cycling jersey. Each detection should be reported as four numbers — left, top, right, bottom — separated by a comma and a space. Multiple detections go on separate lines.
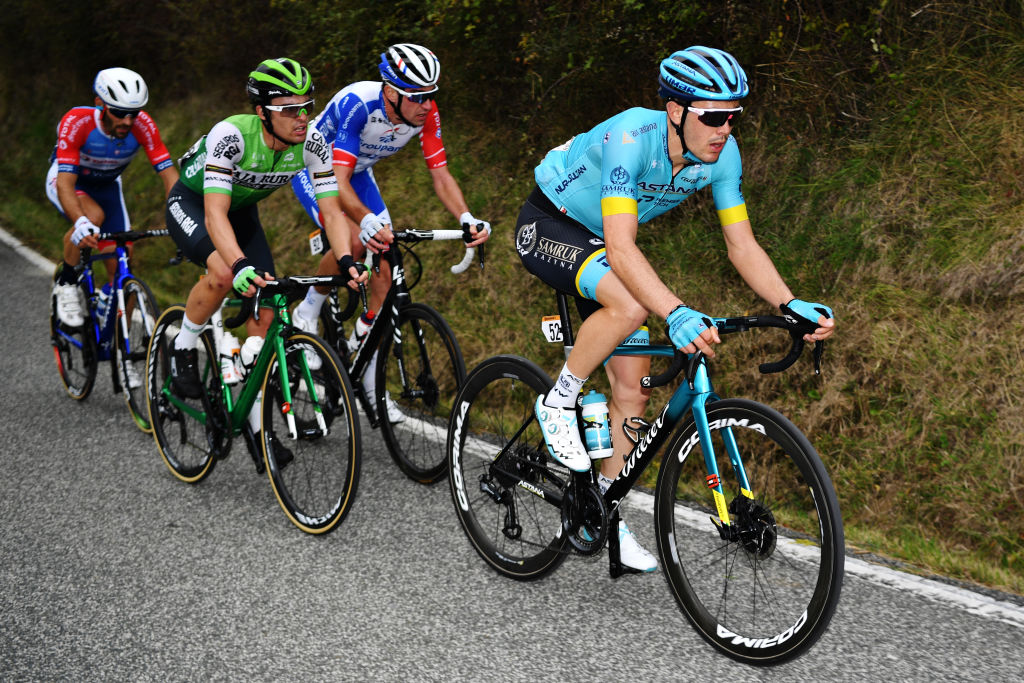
534, 107, 747, 236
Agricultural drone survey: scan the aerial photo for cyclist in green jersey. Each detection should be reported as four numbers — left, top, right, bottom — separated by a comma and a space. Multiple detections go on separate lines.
165, 58, 366, 398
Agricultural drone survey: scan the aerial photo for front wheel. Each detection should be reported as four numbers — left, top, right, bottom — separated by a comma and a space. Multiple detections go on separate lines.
261, 330, 360, 534
654, 398, 844, 666
145, 305, 223, 483
447, 355, 570, 580
50, 278, 97, 400
116, 277, 160, 432
377, 303, 466, 483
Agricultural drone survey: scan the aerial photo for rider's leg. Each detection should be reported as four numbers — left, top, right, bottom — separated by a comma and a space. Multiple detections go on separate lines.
544, 270, 647, 409
601, 354, 651, 480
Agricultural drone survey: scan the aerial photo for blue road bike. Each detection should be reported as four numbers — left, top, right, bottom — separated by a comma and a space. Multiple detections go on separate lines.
447, 291, 844, 665
50, 229, 167, 431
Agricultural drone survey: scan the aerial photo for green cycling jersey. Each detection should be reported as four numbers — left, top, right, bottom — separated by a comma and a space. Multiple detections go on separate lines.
179, 114, 337, 211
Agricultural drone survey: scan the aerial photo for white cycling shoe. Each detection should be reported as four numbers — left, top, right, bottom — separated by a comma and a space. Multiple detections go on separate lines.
291, 308, 322, 370
54, 283, 85, 327
123, 360, 143, 390
364, 380, 405, 424
534, 396, 591, 472
618, 520, 658, 573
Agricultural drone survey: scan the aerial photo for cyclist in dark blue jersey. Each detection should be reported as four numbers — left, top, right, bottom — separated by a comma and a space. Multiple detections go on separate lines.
515, 46, 835, 572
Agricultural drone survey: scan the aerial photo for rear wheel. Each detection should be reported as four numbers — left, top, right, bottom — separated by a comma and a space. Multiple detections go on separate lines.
447, 355, 570, 580
146, 305, 223, 483
50, 279, 97, 400
377, 303, 466, 483
654, 398, 844, 665
261, 330, 360, 534
116, 277, 160, 432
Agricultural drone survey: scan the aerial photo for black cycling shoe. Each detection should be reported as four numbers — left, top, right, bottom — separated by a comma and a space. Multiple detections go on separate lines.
169, 345, 203, 399
267, 432, 294, 471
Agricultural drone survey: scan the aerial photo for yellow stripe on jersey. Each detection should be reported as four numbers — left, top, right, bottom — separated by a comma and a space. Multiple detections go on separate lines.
717, 203, 749, 226
600, 196, 638, 217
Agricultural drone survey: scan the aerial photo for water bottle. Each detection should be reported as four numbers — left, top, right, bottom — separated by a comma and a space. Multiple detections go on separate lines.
346, 310, 375, 353
96, 283, 112, 321
581, 390, 614, 459
239, 335, 265, 379
219, 332, 242, 385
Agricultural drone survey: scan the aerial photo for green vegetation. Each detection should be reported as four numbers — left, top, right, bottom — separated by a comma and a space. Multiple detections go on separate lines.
2, 1, 1021, 593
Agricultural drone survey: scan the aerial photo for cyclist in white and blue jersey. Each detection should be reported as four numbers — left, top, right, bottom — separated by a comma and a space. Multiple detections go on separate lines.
289, 43, 490, 420
515, 46, 836, 573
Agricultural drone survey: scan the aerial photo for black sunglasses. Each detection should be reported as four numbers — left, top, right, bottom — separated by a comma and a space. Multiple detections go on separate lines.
106, 106, 140, 119
389, 84, 438, 104
686, 106, 743, 128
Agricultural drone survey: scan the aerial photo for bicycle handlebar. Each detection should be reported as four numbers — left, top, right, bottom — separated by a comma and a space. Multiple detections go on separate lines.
644, 305, 826, 389
222, 274, 354, 328
392, 226, 485, 274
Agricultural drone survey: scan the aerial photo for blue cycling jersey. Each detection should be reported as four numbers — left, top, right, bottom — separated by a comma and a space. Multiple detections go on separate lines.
534, 107, 747, 236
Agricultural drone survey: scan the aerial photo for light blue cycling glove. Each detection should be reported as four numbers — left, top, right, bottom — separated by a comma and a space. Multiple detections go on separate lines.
666, 304, 713, 350
786, 299, 834, 324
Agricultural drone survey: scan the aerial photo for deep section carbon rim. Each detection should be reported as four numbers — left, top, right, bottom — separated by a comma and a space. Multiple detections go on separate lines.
654, 398, 844, 665
448, 355, 569, 580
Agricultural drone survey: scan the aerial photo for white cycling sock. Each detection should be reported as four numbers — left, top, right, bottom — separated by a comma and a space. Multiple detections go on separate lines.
544, 363, 587, 409
296, 287, 327, 321
174, 314, 205, 350
598, 473, 614, 494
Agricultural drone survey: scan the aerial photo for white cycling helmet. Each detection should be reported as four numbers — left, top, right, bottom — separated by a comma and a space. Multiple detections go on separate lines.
379, 43, 441, 92
94, 67, 149, 110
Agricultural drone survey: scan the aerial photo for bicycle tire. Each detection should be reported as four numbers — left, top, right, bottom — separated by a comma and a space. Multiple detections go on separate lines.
654, 398, 844, 666
116, 277, 160, 432
50, 278, 97, 400
376, 303, 466, 483
145, 305, 222, 484
260, 330, 361, 534
447, 355, 570, 580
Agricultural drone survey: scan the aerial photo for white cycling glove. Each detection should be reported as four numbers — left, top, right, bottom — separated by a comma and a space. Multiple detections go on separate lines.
459, 212, 491, 236
71, 216, 100, 245
359, 213, 387, 246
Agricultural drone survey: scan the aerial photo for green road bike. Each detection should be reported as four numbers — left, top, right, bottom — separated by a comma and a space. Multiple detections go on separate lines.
145, 275, 360, 535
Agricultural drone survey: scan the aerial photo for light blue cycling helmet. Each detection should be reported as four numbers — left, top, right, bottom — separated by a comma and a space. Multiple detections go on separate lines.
658, 46, 748, 101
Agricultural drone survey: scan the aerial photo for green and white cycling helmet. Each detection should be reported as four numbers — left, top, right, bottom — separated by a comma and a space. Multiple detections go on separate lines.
246, 57, 314, 106
94, 67, 149, 110
658, 46, 748, 102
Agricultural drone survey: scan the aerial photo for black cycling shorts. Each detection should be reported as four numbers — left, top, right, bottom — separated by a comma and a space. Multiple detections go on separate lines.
515, 186, 612, 320
165, 180, 276, 276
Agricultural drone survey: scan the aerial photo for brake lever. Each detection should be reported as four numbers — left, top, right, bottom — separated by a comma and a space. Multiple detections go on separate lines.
813, 340, 824, 375
461, 222, 486, 271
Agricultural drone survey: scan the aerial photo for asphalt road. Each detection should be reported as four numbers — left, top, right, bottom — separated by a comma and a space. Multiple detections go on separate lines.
1, 233, 1022, 681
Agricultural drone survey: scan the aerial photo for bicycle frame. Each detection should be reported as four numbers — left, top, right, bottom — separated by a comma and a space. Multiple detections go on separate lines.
338, 229, 474, 426
157, 294, 327, 441
59, 232, 163, 370
543, 292, 818, 540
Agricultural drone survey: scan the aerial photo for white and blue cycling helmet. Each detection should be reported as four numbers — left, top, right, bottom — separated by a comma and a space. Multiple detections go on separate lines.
94, 67, 149, 110
658, 46, 748, 102
378, 43, 441, 93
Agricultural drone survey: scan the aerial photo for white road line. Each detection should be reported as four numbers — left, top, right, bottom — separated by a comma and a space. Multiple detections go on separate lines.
0, 225, 55, 273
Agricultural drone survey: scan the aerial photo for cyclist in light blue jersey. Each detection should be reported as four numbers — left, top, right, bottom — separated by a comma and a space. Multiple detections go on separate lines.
515, 47, 836, 573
